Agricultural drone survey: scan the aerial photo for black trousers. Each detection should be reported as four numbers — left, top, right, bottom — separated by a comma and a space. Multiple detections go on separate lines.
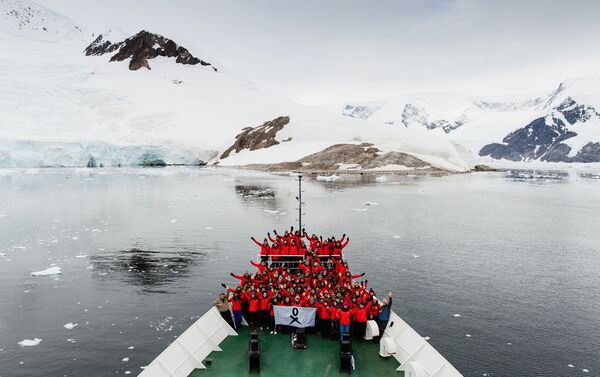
220, 310, 234, 329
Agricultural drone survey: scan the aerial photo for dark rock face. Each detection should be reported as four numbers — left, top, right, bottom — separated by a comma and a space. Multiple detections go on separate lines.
84, 34, 121, 56
220, 116, 290, 159
480, 97, 600, 162
574, 142, 600, 162
87, 156, 97, 168
473, 164, 497, 172
84, 30, 217, 71
142, 159, 166, 167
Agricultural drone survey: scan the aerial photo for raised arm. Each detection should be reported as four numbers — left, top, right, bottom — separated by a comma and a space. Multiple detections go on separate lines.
251, 237, 263, 247
341, 238, 349, 248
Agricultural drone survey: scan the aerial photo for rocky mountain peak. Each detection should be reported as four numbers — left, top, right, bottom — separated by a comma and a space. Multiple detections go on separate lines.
84, 30, 217, 71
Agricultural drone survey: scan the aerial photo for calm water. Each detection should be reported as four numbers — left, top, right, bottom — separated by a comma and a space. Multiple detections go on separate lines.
0, 167, 599, 377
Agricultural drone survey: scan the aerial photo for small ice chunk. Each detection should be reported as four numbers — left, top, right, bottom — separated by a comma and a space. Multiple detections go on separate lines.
31, 266, 62, 276
365, 202, 380, 206
567, 364, 574, 368
453, 314, 461, 318
316, 175, 340, 182
122, 357, 129, 362
465, 334, 472, 338
423, 336, 430, 340
506, 342, 512, 345
264, 210, 279, 214
127, 346, 135, 349
75, 255, 88, 258
582, 369, 589, 373
170, 219, 177, 223
18, 338, 42, 347
375, 176, 387, 182
413, 255, 419, 258
125, 372, 131, 375
64, 323, 78, 330
392, 235, 402, 239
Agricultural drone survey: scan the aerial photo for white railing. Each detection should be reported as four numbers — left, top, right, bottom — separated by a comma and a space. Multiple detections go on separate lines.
381, 311, 463, 377
138, 307, 237, 377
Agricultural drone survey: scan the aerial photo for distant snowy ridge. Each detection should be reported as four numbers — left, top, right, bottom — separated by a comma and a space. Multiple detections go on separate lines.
336, 78, 600, 163
0, 0, 472, 172
0, 0, 85, 41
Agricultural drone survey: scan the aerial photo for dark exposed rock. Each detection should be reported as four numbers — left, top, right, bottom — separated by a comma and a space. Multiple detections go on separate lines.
86, 156, 97, 168
84, 30, 216, 71
480, 97, 600, 162
220, 116, 290, 159
574, 142, 600, 162
142, 159, 166, 167
473, 164, 497, 172
84, 34, 121, 56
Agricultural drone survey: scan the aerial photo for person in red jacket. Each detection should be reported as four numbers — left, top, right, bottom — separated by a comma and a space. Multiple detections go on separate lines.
251, 236, 271, 261
250, 259, 268, 274
244, 291, 260, 329
337, 304, 353, 341
316, 301, 332, 338
352, 301, 373, 340
259, 291, 274, 331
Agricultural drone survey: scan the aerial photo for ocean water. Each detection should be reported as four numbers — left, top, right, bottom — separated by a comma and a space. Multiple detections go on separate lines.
0, 167, 598, 377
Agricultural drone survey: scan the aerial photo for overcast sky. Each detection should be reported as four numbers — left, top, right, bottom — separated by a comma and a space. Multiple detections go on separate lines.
38, 0, 600, 104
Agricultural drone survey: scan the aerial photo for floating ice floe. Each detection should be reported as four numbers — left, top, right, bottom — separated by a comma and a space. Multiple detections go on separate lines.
413, 255, 420, 258
316, 175, 340, 182
453, 314, 461, 318
122, 357, 129, 362
64, 323, 78, 330
31, 266, 62, 276
392, 235, 402, 239
75, 255, 88, 258
375, 176, 387, 182
567, 364, 574, 368
18, 338, 42, 347
465, 334, 472, 338
583, 369, 589, 373
423, 336, 430, 340
264, 209, 279, 214
365, 202, 380, 206
170, 219, 177, 224
125, 372, 131, 375
128, 346, 135, 350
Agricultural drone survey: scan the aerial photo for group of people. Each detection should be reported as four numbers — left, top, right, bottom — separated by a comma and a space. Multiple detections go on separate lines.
213, 226, 392, 341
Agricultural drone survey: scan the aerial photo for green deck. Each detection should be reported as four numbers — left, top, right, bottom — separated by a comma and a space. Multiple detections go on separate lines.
190, 327, 402, 377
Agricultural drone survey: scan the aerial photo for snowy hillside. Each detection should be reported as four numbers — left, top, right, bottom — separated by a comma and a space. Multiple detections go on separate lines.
0, 0, 473, 171
336, 79, 600, 163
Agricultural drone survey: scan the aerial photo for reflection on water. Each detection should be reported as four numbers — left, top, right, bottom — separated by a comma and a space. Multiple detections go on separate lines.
504, 169, 570, 182
234, 184, 276, 199
90, 248, 206, 293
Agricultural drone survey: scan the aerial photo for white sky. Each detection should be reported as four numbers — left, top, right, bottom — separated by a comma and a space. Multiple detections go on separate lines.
37, 0, 600, 104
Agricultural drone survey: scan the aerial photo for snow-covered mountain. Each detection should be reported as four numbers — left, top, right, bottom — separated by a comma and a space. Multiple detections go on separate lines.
336, 78, 600, 163
0, 0, 472, 171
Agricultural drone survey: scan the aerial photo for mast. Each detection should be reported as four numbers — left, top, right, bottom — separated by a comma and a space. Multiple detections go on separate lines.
296, 174, 304, 231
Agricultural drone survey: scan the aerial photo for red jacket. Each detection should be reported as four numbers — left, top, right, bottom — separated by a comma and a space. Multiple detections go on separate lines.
353, 302, 373, 323
259, 292, 274, 311
338, 309, 353, 325
244, 292, 260, 312
252, 239, 271, 256
250, 260, 267, 273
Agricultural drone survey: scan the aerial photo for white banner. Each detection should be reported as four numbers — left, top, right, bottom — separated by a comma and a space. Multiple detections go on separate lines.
273, 305, 316, 328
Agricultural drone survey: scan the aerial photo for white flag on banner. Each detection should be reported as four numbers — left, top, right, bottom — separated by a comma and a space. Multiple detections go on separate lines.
273, 305, 316, 328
